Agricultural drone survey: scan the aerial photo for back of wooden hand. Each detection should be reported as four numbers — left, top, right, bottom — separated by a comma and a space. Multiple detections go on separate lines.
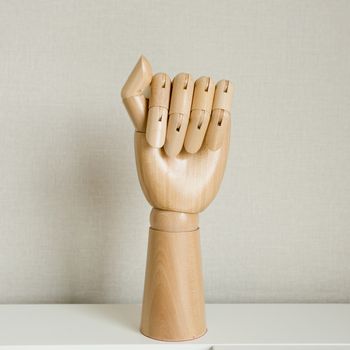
121, 56, 233, 214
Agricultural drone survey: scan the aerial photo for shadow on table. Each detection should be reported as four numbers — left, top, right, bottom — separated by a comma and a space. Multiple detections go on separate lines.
76, 304, 141, 332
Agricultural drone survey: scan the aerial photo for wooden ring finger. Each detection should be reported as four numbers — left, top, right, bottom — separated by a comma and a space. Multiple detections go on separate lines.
184, 77, 215, 154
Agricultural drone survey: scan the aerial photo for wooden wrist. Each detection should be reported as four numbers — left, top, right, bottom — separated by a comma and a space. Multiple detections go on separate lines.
150, 208, 199, 232
141, 208, 206, 341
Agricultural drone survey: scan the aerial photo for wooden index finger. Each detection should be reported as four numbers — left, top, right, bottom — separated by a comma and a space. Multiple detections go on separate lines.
146, 73, 171, 148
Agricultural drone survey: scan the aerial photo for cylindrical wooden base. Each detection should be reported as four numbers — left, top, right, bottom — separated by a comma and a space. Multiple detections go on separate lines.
140, 226, 206, 341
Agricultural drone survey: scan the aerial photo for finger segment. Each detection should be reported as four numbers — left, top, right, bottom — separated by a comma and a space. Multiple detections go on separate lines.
121, 56, 153, 131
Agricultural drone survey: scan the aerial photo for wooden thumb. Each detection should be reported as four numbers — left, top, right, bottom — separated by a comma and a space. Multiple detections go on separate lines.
121, 56, 153, 131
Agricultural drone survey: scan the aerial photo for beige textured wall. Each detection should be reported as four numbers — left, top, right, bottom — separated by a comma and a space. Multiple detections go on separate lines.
0, 0, 349, 303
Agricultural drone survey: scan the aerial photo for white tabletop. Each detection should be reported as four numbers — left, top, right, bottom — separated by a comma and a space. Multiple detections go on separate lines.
0, 304, 349, 349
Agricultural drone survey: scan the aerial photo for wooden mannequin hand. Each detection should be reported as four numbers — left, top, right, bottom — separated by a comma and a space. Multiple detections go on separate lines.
121, 56, 233, 340
121, 56, 233, 214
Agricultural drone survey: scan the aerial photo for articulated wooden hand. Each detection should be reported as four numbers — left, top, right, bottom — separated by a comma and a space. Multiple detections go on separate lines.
121, 56, 233, 342
121, 56, 233, 214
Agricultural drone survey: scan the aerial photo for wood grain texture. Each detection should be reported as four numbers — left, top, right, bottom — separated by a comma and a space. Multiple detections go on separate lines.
146, 73, 171, 148
140, 227, 206, 341
150, 208, 198, 232
122, 56, 233, 341
134, 127, 230, 214
121, 56, 153, 131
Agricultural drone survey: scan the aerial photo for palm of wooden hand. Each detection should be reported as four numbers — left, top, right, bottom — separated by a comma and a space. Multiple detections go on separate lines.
135, 131, 230, 213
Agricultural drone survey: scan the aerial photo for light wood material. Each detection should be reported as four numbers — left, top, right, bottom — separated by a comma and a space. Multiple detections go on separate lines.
206, 109, 230, 151
121, 56, 153, 131
191, 77, 215, 112
146, 73, 171, 148
121, 56, 233, 341
206, 80, 233, 151
135, 130, 230, 213
212, 80, 234, 112
150, 208, 198, 232
140, 227, 206, 341
141, 209, 204, 341
185, 77, 215, 154
164, 73, 195, 157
